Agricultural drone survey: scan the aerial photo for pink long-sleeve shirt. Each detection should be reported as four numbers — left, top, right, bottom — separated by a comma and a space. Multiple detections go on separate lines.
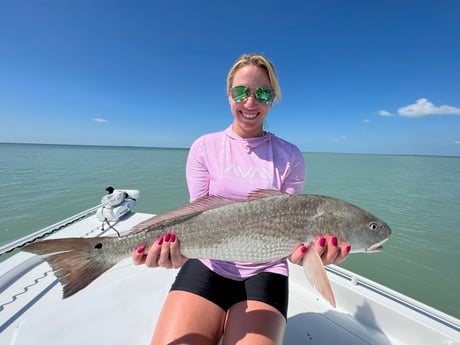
186, 125, 305, 280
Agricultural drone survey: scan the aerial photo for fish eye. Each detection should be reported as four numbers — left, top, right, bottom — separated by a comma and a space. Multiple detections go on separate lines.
369, 222, 378, 231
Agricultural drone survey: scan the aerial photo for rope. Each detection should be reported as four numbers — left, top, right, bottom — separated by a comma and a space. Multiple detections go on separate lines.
101, 217, 121, 237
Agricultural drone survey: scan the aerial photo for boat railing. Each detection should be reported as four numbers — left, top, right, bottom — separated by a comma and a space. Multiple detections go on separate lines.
326, 265, 460, 333
0, 201, 110, 256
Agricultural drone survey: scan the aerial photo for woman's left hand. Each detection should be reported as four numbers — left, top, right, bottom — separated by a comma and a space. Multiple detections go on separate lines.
132, 233, 188, 269
288, 235, 351, 266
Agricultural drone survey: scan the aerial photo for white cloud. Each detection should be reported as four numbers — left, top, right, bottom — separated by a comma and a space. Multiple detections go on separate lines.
91, 118, 108, 123
332, 135, 347, 142
377, 110, 392, 116
398, 98, 460, 117
362, 119, 370, 124
454, 141, 460, 145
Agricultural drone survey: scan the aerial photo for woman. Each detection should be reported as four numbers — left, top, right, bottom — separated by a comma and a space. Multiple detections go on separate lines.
132, 53, 350, 345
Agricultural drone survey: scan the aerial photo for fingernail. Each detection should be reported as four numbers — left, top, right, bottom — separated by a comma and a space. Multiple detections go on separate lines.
301, 246, 308, 253
157, 237, 164, 245
136, 245, 145, 254
346, 245, 351, 253
170, 234, 176, 243
319, 237, 326, 247
332, 236, 338, 246
164, 233, 171, 242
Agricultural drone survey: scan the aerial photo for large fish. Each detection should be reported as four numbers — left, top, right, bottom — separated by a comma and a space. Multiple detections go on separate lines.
22, 189, 391, 306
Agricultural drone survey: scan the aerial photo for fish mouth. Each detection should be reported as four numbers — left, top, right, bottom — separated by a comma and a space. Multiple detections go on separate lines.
367, 238, 389, 253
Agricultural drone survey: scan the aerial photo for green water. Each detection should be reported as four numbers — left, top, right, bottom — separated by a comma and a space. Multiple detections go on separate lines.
1, 143, 459, 318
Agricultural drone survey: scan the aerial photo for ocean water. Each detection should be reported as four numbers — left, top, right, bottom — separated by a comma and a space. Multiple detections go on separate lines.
1, 143, 459, 319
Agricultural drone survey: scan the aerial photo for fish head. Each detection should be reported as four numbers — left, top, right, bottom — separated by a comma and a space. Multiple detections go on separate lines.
315, 196, 392, 253
340, 211, 392, 253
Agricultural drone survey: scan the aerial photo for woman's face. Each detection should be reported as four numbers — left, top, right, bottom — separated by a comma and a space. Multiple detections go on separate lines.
228, 64, 273, 138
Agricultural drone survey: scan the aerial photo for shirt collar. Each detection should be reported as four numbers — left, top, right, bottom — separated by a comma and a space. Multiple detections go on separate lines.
225, 125, 274, 151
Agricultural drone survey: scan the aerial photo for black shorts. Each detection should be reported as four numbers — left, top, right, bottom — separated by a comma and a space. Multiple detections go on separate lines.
170, 259, 289, 319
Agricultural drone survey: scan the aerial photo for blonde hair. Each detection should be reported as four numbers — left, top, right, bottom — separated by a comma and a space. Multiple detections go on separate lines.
226, 53, 282, 103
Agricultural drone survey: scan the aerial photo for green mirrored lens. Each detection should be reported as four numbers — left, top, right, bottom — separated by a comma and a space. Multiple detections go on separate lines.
231, 86, 249, 103
231, 86, 274, 104
254, 87, 274, 104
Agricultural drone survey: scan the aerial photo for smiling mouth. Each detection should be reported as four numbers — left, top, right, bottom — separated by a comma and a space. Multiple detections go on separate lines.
241, 112, 258, 119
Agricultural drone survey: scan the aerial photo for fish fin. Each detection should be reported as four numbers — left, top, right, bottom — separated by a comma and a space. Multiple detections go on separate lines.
130, 195, 237, 233
23, 238, 116, 298
248, 189, 288, 200
302, 247, 337, 308
131, 190, 286, 233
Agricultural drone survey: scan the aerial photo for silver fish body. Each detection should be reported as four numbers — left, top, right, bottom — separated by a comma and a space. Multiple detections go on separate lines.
127, 192, 389, 261
23, 190, 391, 300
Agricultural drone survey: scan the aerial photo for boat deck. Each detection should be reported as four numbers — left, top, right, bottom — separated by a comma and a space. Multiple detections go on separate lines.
1, 212, 459, 344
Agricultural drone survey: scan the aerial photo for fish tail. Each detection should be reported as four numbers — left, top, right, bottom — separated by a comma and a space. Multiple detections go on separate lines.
302, 247, 337, 308
23, 238, 117, 298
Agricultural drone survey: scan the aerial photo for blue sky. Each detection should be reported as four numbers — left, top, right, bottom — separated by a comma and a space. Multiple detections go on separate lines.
1, 1, 459, 156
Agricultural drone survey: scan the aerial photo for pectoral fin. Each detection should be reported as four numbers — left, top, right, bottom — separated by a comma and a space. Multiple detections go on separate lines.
302, 247, 337, 308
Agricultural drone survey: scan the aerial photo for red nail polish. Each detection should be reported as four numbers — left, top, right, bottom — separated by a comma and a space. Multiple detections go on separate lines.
157, 237, 164, 245
136, 245, 145, 254
301, 246, 308, 253
332, 237, 338, 246
346, 245, 351, 253
170, 234, 176, 243
319, 237, 326, 247
164, 233, 171, 242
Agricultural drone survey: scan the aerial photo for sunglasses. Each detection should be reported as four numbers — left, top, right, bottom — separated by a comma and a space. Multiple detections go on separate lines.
230, 85, 274, 105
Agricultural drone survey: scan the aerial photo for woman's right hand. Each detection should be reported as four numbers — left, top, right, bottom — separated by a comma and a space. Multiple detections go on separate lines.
288, 235, 351, 266
132, 233, 188, 269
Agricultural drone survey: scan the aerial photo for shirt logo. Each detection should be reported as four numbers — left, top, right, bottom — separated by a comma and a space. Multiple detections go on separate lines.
223, 165, 271, 180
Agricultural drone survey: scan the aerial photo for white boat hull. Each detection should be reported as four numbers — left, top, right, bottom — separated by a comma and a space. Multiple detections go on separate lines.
1, 212, 459, 345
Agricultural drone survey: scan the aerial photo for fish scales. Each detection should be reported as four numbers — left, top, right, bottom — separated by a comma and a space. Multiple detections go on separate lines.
22, 189, 391, 300
128, 194, 321, 261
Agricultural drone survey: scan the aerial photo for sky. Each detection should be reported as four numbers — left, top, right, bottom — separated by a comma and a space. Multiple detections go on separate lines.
1, 0, 459, 156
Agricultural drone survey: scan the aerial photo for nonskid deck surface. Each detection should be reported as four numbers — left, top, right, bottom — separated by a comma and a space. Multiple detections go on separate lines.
1, 213, 459, 345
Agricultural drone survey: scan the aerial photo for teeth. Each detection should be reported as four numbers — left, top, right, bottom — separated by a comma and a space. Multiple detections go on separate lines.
242, 112, 257, 119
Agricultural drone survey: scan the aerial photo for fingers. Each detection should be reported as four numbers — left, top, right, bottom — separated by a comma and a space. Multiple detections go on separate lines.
168, 234, 187, 268
334, 242, 351, 265
132, 244, 147, 265
132, 233, 187, 269
288, 235, 349, 267
156, 235, 172, 268
288, 244, 308, 265
314, 235, 351, 265
314, 236, 337, 264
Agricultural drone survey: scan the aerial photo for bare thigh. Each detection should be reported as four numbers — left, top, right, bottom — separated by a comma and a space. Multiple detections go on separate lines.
151, 290, 227, 345
221, 300, 286, 345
